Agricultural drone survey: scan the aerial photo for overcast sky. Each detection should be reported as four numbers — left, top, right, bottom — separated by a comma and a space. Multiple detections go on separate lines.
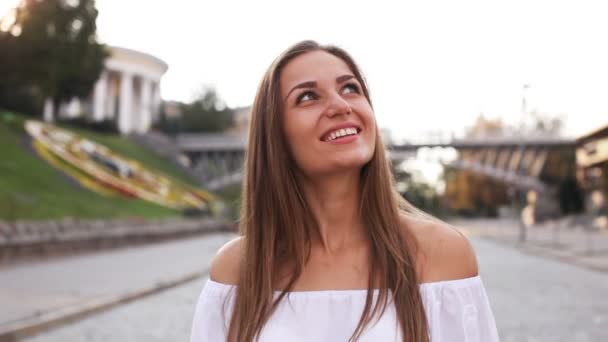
3, 0, 608, 141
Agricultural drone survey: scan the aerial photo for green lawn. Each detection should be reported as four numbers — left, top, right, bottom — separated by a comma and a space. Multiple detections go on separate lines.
0, 112, 202, 220
214, 182, 242, 221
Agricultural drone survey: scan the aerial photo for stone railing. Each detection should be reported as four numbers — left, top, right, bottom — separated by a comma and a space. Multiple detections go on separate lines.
0, 217, 237, 264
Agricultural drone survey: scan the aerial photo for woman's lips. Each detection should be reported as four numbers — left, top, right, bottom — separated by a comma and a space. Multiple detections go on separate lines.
324, 133, 359, 144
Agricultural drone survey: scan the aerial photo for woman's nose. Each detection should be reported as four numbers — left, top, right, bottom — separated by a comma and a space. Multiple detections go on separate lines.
325, 92, 352, 117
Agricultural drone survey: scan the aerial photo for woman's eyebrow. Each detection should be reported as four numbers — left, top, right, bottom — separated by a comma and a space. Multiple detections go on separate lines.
336, 74, 355, 84
285, 74, 356, 101
286, 81, 317, 100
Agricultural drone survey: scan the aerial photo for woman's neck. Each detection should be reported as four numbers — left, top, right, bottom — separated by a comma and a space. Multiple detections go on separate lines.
299, 169, 367, 256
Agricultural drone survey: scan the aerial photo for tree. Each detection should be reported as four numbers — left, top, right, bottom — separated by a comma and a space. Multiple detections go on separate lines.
465, 113, 506, 139
528, 109, 564, 136
0, 31, 43, 114
392, 160, 445, 216
464, 110, 565, 140
179, 87, 235, 133
0, 0, 107, 118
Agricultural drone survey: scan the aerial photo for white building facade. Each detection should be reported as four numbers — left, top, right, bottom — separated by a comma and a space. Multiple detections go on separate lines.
44, 46, 168, 134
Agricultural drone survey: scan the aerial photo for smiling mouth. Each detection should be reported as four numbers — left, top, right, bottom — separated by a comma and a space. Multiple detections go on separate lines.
321, 128, 362, 142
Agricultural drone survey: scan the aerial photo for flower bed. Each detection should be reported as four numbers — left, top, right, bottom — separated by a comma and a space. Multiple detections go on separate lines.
25, 120, 216, 211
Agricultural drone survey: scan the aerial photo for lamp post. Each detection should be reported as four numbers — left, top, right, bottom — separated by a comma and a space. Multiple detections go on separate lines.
520, 84, 530, 134
518, 84, 531, 242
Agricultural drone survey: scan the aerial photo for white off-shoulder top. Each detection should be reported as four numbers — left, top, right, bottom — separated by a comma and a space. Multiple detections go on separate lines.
190, 276, 500, 342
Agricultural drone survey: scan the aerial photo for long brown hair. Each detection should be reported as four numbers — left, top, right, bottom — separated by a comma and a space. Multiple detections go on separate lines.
228, 40, 430, 342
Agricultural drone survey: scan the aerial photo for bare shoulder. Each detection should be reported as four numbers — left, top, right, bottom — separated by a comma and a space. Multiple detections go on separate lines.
209, 235, 244, 285
399, 213, 478, 283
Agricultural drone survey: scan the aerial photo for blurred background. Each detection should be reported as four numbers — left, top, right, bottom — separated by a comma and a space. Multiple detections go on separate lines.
1, 0, 607, 341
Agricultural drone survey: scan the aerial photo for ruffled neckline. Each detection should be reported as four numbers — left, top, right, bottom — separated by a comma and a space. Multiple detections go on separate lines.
204, 275, 482, 298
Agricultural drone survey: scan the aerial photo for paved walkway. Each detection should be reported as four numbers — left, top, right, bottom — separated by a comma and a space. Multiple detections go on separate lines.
0, 233, 235, 340
452, 218, 608, 273
3, 218, 607, 341
25, 237, 608, 342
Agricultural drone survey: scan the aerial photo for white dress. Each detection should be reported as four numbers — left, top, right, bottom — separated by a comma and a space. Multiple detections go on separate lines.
190, 276, 500, 342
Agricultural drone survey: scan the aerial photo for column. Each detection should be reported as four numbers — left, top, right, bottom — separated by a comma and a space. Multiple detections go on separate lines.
152, 81, 162, 123
43, 98, 54, 122
64, 98, 81, 118
130, 76, 141, 132
138, 77, 152, 133
92, 71, 108, 121
119, 71, 133, 134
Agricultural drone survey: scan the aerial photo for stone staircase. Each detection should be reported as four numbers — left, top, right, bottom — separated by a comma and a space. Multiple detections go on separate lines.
129, 130, 202, 184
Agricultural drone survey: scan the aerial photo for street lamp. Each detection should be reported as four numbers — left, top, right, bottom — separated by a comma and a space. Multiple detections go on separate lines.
520, 84, 530, 134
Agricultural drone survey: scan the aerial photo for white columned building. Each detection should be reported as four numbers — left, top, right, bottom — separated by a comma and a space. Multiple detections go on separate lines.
46, 46, 169, 134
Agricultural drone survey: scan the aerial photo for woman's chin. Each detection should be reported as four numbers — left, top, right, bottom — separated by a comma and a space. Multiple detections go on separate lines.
323, 156, 372, 174
296, 149, 374, 177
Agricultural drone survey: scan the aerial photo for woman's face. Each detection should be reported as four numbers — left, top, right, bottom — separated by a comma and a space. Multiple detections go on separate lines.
280, 51, 376, 177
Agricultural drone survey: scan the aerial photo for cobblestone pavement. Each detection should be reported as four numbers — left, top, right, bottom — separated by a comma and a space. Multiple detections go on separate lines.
454, 218, 608, 272
25, 235, 608, 342
26, 278, 206, 342
0, 233, 235, 328
476, 237, 607, 342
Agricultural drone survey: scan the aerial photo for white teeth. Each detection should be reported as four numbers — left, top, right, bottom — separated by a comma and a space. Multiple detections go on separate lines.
325, 127, 359, 141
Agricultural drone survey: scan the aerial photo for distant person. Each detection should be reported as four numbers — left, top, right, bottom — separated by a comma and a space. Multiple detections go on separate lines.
190, 41, 499, 342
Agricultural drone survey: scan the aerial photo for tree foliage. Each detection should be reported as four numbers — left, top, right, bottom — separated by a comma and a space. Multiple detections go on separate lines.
392, 161, 445, 216
178, 87, 235, 133
0, 0, 107, 116
465, 111, 565, 139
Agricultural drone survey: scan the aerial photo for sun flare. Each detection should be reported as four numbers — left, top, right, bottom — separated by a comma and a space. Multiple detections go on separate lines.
0, 0, 20, 17
0, 0, 20, 32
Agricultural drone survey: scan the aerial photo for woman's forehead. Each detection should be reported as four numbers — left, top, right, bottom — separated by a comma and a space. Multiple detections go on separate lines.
280, 51, 353, 91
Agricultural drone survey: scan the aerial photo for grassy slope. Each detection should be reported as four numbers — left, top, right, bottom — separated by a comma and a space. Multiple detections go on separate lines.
0, 112, 198, 220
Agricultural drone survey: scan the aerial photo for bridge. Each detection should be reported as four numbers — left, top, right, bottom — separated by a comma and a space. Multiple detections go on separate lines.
176, 134, 246, 190
393, 137, 577, 193
173, 133, 577, 194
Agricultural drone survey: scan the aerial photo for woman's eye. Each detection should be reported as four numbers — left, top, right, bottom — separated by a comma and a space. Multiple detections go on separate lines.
342, 83, 360, 94
296, 91, 317, 104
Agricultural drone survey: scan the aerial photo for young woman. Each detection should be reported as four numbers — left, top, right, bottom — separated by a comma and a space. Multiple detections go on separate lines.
190, 40, 500, 342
